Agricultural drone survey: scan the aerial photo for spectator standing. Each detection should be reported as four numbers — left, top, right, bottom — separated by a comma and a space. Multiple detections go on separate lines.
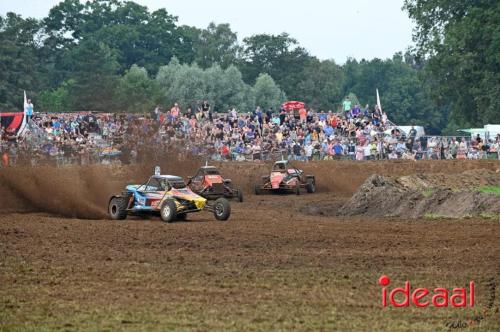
170, 103, 180, 119
449, 138, 458, 159
293, 142, 302, 160
342, 97, 352, 117
152, 105, 161, 121
351, 104, 360, 118
299, 107, 307, 123
304, 142, 313, 161
363, 142, 371, 160
202, 100, 211, 121
279, 107, 286, 125
356, 143, 364, 161
26, 99, 34, 121
409, 125, 417, 140
363, 104, 370, 117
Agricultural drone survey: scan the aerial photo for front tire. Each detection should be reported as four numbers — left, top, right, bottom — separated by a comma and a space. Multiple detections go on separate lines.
237, 189, 244, 202
160, 200, 177, 223
213, 198, 231, 221
306, 178, 316, 193
109, 197, 128, 220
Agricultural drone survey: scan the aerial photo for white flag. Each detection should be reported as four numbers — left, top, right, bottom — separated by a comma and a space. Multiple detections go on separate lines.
18, 90, 29, 137
376, 88, 382, 113
24, 90, 28, 114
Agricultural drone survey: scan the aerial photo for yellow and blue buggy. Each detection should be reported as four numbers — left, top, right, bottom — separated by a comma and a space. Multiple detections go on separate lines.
108, 167, 231, 222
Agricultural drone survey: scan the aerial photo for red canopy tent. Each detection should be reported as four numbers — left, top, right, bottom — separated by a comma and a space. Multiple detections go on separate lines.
282, 101, 305, 119
282, 101, 305, 111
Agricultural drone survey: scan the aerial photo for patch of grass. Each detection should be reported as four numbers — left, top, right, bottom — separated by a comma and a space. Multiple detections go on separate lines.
479, 212, 500, 221
421, 188, 435, 198
476, 186, 500, 195
424, 213, 451, 220
425, 212, 500, 221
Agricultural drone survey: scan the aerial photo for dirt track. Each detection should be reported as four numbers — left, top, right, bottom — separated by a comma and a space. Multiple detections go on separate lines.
1, 159, 498, 218
1, 160, 499, 331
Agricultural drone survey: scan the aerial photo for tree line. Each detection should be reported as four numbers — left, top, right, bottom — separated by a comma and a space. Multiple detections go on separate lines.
0, 0, 497, 134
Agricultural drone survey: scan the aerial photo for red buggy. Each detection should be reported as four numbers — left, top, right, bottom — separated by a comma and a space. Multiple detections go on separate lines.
254, 160, 316, 195
188, 165, 244, 202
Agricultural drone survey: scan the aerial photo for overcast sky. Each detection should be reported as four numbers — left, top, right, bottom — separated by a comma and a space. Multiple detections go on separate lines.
0, 0, 415, 63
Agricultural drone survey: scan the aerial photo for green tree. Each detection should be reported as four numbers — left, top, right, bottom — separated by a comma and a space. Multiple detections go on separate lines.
156, 56, 182, 100
222, 65, 254, 112
43, 0, 195, 75
69, 38, 120, 112
239, 33, 312, 98
118, 65, 159, 113
38, 79, 75, 113
156, 59, 252, 112
253, 73, 285, 110
205, 64, 253, 112
204, 64, 225, 111
403, 0, 500, 129
156, 58, 206, 110
296, 59, 344, 110
193, 22, 240, 69
0, 13, 41, 111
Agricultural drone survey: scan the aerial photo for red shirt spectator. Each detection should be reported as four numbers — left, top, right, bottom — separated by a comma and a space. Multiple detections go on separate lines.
170, 103, 180, 118
299, 108, 307, 122
2, 152, 9, 167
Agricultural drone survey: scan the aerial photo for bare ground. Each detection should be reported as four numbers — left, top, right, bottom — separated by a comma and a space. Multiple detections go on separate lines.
0, 160, 499, 331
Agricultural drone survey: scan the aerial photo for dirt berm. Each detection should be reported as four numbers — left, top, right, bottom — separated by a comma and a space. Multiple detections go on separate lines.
337, 169, 500, 219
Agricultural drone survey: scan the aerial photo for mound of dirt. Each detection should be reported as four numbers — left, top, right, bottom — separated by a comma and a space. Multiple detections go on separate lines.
395, 169, 500, 190
337, 169, 500, 219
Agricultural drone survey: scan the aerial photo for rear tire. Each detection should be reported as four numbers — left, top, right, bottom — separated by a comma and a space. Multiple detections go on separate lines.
213, 198, 231, 221
160, 200, 177, 223
254, 184, 261, 195
306, 178, 316, 193
109, 197, 128, 220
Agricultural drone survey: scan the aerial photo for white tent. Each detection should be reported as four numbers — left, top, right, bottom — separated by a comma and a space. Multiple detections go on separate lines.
458, 125, 500, 141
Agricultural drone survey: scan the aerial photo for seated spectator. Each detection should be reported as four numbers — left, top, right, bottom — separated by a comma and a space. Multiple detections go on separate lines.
333, 141, 343, 159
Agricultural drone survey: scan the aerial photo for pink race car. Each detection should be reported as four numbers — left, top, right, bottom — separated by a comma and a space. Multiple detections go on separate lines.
254, 160, 316, 195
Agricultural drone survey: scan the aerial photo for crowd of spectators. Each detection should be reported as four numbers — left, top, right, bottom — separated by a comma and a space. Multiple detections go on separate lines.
1, 99, 499, 167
